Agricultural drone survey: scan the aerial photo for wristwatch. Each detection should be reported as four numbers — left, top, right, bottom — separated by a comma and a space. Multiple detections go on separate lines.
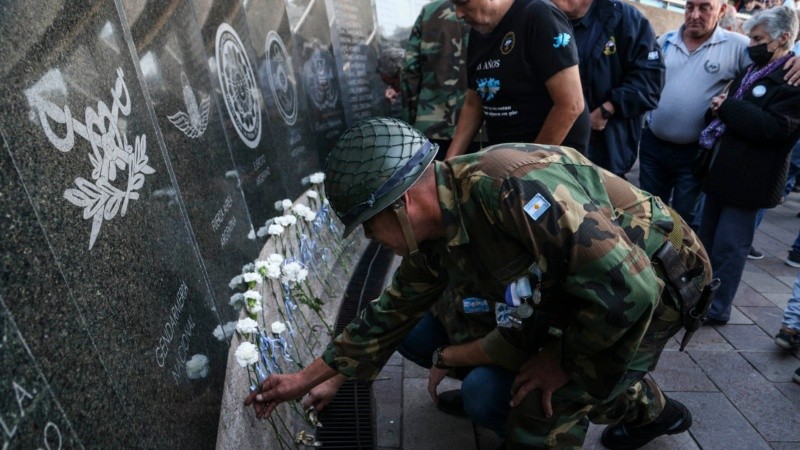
599, 104, 613, 119
432, 346, 449, 369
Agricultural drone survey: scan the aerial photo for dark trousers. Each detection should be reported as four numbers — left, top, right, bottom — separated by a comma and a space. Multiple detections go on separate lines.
638, 128, 702, 224
698, 193, 758, 322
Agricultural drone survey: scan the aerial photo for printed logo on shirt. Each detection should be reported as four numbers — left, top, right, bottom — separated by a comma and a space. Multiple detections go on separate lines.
500, 31, 515, 55
523, 193, 551, 221
647, 50, 659, 60
477, 59, 501, 71
704, 60, 720, 74
553, 33, 572, 48
476, 77, 500, 101
603, 36, 616, 55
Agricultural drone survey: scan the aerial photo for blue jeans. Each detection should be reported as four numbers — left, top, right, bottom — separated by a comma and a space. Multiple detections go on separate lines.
396, 312, 513, 437
783, 272, 800, 330
698, 193, 758, 322
638, 128, 703, 224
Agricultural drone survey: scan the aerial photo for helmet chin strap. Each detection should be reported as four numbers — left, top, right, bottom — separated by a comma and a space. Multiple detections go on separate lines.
392, 200, 419, 257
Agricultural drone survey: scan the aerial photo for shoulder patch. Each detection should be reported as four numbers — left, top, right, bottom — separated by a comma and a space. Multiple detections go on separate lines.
523, 193, 551, 221
553, 33, 571, 48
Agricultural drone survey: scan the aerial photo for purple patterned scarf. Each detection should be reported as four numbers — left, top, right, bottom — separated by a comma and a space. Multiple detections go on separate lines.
699, 52, 792, 149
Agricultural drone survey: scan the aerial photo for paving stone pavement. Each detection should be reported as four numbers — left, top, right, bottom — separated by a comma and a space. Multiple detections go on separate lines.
371, 182, 800, 449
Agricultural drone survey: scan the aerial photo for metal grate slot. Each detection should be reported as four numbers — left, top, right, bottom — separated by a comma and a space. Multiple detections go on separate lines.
317, 242, 395, 449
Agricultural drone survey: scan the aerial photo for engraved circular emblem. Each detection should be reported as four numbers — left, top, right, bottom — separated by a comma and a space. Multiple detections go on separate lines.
266, 31, 298, 126
500, 31, 515, 55
216, 23, 262, 149
752, 85, 767, 97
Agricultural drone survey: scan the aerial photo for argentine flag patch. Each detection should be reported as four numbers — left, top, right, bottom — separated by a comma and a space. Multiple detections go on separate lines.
523, 193, 551, 221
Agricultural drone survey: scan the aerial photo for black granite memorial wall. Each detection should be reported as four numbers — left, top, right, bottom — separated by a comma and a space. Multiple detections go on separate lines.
0, 0, 422, 448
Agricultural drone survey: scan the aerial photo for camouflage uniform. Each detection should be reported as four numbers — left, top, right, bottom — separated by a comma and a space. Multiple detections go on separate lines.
401, 0, 469, 141
322, 143, 710, 448
400, 0, 489, 352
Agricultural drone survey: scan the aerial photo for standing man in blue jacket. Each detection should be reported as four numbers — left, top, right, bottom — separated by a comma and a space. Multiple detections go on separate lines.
553, 0, 665, 178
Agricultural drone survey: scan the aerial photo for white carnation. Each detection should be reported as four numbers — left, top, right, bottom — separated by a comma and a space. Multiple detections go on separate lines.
309, 172, 325, 184
236, 317, 259, 334
282, 214, 297, 226
265, 262, 281, 280
255, 260, 269, 271
302, 211, 317, 222
296, 268, 309, 283
242, 272, 262, 284
229, 292, 245, 309
228, 275, 243, 289
274, 200, 285, 211
281, 261, 303, 283
268, 224, 285, 236
212, 321, 237, 341
246, 301, 263, 314
291, 203, 311, 216
307, 190, 319, 199
241, 262, 255, 273
247, 228, 256, 240
282, 199, 292, 209
235, 342, 260, 367
186, 354, 209, 379
256, 226, 269, 238
271, 321, 287, 335
244, 290, 262, 301
268, 254, 284, 264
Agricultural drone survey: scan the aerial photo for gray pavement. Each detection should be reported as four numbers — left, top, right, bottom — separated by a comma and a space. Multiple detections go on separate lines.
372, 191, 800, 449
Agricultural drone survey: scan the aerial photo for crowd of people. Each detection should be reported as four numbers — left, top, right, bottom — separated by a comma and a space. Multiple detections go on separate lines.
244, 0, 800, 448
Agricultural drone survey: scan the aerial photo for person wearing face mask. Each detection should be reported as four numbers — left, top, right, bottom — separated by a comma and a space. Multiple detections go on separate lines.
696, 6, 800, 325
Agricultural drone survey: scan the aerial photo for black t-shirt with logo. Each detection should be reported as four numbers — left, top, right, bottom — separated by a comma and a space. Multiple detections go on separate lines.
467, 0, 589, 151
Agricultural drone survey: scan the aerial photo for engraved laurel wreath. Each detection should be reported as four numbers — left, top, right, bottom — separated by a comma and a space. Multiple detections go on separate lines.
34, 68, 155, 250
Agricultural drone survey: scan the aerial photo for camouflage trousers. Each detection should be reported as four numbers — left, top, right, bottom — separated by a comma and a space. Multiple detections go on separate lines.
504, 295, 684, 449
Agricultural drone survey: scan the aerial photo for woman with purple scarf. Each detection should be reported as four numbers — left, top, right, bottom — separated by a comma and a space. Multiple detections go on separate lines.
698, 6, 800, 325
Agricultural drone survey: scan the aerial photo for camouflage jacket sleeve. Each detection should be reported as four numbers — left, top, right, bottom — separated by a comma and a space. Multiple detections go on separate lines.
401, 9, 424, 125
321, 246, 447, 380
472, 150, 662, 399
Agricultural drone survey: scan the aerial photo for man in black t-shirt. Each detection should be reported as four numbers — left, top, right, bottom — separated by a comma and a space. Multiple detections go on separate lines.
445, 0, 590, 158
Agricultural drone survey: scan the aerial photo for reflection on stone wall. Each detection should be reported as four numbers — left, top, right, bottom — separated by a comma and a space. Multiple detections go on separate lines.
0, 0, 414, 447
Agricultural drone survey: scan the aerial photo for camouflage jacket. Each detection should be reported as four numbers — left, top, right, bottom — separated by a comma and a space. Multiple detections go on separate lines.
401, 0, 469, 140
322, 143, 708, 399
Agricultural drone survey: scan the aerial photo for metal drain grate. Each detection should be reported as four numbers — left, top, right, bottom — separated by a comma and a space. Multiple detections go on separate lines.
317, 242, 395, 449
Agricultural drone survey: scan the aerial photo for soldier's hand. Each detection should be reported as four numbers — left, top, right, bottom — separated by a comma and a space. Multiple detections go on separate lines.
427, 366, 449, 403
784, 55, 800, 86
509, 352, 570, 418
302, 374, 346, 412
244, 372, 308, 419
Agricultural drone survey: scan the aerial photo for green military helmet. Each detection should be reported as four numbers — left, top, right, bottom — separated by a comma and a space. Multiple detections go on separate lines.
324, 117, 438, 237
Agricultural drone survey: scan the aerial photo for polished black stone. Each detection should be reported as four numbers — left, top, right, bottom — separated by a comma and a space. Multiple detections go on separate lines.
0, 0, 410, 447
245, 0, 323, 199
325, 0, 393, 123
192, 0, 287, 228
123, 0, 259, 323
285, 0, 348, 155
0, 1, 229, 447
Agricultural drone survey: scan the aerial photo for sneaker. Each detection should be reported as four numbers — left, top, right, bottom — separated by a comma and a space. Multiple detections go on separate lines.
775, 327, 800, 350
794, 367, 800, 384
748, 247, 764, 260
786, 250, 800, 268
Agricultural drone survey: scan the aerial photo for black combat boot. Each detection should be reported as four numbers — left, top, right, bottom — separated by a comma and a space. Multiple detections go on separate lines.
600, 397, 692, 450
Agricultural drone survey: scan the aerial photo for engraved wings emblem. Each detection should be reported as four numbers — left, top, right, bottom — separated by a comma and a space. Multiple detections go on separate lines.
167, 72, 210, 139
